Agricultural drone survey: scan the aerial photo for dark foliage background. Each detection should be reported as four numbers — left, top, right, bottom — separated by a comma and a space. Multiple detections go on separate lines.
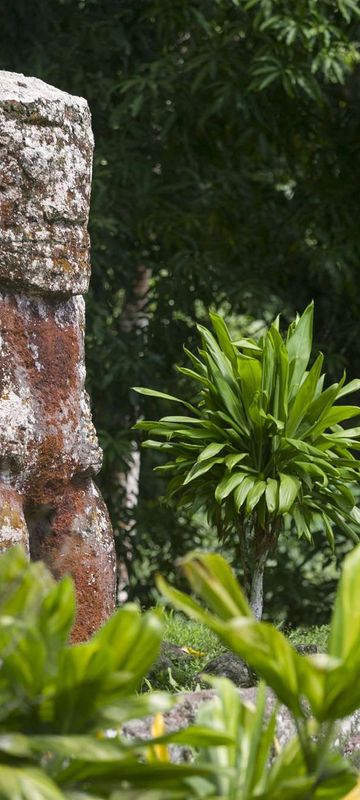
1, 0, 360, 622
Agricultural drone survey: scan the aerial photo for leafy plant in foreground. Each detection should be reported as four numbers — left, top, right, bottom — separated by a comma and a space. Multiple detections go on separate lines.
159, 545, 360, 799
135, 303, 360, 618
2, 545, 360, 798
0, 546, 231, 799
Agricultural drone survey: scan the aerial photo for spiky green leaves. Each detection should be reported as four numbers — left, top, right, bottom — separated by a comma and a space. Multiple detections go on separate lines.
134, 303, 360, 546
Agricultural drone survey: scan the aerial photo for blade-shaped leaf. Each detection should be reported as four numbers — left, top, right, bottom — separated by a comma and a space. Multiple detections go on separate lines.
286, 301, 314, 396
183, 456, 225, 485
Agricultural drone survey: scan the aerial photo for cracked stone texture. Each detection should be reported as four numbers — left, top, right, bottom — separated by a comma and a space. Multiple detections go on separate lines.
0, 71, 93, 295
0, 71, 116, 641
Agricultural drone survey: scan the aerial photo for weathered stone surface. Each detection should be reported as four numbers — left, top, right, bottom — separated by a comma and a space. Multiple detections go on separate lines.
0, 71, 116, 641
0, 71, 93, 295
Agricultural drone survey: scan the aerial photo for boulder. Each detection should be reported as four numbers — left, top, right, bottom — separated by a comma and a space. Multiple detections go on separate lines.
197, 651, 255, 687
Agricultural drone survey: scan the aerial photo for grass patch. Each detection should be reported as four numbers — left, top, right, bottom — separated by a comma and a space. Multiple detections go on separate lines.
146, 611, 224, 692
148, 612, 330, 692
164, 611, 330, 654
164, 610, 223, 660
287, 624, 329, 651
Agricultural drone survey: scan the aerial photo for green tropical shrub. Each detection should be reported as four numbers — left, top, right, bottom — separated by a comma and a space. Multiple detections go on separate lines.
0, 546, 231, 799
135, 303, 360, 618
159, 544, 360, 799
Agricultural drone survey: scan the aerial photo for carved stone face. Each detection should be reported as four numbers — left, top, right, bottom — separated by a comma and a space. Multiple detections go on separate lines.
0, 71, 94, 295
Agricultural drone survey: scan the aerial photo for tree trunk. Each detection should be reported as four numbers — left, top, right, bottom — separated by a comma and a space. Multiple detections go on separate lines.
236, 518, 272, 620
249, 550, 268, 621
116, 266, 151, 601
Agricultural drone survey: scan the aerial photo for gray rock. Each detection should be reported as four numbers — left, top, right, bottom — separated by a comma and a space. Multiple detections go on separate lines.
295, 643, 318, 655
198, 650, 255, 687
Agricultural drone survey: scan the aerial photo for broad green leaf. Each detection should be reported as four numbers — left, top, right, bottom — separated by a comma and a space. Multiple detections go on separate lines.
339, 484, 355, 508
278, 474, 300, 513
343, 779, 360, 799
132, 387, 198, 415
246, 480, 266, 512
329, 511, 359, 544
261, 334, 275, 405
142, 440, 177, 451
30, 734, 128, 761
0, 733, 33, 758
293, 506, 312, 542
323, 514, 335, 550
176, 365, 210, 386
0, 766, 65, 800
237, 356, 262, 412
183, 456, 224, 485
321, 405, 360, 428
337, 379, 360, 399
210, 370, 244, 424
156, 575, 218, 629
180, 552, 252, 619
197, 323, 234, 379
183, 346, 208, 376
224, 453, 247, 470
265, 478, 278, 514
325, 425, 360, 440
328, 544, 360, 661
232, 338, 262, 351
156, 417, 203, 426
211, 409, 248, 439
270, 325, 289, 421
217, 617, 305, 714
293, 460, 328, 486
303, 378, 346, 436
209, 312, 238, 364
350, 506, 360, 526
100, 692, 176, 726
148, 724, 234, 748
39, 575, 75, 651
234, 476, 255, 510
197, 442, 227, 461
286, 352, 323, 436
215, 471, 247, 502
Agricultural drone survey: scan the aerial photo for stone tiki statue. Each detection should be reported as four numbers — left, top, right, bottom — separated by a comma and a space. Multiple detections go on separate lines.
0, 71, 116, 640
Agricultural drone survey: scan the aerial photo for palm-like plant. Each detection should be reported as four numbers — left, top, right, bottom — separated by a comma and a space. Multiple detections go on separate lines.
134, 303, 360, 619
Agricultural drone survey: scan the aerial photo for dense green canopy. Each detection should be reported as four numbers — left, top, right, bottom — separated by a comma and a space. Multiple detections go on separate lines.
2, 0, 360, 616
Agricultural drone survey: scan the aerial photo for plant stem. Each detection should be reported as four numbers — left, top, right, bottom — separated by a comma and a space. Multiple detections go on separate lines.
294, 717, 315, 774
